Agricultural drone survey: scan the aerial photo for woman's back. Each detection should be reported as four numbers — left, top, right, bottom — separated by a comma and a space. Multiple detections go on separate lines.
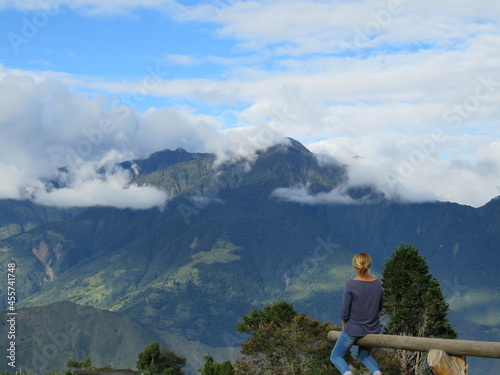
342, 278, 384, 337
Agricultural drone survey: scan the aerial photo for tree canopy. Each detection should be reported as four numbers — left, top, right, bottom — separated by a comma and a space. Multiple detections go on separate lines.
233, 300, 336, 374
382, 243, 457, 374
236, 299, 297, 334
136, 342, 186, 375
198, 355, 235, 375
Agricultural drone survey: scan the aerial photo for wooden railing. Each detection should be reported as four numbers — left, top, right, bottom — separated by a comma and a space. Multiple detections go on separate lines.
328, 330, 500, 375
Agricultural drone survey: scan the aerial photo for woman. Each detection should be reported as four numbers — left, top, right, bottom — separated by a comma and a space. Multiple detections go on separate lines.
330, 252, 384, 375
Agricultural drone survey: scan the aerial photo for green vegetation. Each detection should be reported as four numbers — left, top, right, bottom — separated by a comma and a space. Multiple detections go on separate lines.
198, 356, 235, 375
234, 301, 338, 374
65, 357, 113, 373
382, 243, 457, 374
66, 357, 93, 370
232, 300, 402, 375
136, 342, 186, 375
236, 299, 297, 334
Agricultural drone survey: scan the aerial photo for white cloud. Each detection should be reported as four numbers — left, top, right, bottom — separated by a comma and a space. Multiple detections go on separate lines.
172, 0, 500, 56
0, 75, 172, 208
307, 134, 500, 207
166, 54, 201, 66
271, 183, 358, 205
0, 165, 30, 200
209, 126, 286, 167
33, 165, 169, 209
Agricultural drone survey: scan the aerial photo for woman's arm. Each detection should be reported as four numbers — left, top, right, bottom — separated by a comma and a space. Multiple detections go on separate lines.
378, 284, 384, 312
340, 283, 353, 324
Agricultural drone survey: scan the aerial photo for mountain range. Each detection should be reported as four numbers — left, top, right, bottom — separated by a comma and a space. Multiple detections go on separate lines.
0, 138, 499, 374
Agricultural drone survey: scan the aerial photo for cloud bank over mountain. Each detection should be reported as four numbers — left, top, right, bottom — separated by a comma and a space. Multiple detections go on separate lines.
0, 75, 284, 208
1, 72, 499, 208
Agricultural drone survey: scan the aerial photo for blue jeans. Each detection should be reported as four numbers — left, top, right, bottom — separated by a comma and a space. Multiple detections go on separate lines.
330, 331, 381, 375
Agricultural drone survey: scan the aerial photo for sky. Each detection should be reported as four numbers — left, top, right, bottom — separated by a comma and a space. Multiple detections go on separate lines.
0, 0, 499, 209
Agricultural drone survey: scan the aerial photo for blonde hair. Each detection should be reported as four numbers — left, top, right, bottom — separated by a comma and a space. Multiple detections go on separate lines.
353, 252, 372, 278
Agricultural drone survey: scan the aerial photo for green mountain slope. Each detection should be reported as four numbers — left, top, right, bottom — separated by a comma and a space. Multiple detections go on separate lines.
0, 200, 80, 240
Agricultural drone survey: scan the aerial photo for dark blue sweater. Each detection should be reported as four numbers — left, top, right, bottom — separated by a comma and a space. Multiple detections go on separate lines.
341, 278, 384, 337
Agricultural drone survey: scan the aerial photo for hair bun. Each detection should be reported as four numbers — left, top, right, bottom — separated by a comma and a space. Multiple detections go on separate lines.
353, 252, 372, 277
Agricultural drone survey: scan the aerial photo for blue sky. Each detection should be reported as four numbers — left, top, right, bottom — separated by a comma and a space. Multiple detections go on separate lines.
0, 0, 499, 208
3, 8, 235, 78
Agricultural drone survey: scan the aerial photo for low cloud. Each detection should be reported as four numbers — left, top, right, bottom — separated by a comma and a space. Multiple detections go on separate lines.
33, 165, 169, 209
271, 183, 358, 205
0, 75, 170, 209
308, 136, 500, 208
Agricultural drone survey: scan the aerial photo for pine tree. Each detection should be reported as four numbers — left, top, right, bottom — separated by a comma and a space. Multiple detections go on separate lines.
382, 243, 457, 374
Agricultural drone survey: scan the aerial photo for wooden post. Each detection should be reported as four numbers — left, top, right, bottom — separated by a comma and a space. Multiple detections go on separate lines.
428, 349, 468, 375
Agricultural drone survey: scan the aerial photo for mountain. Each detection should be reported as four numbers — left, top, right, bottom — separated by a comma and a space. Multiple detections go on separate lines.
0, 138, 499, 374
129, 137, 345, 198
0, 301, 234, 374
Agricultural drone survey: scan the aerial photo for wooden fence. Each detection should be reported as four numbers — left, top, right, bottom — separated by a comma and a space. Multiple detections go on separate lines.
328, 330, 500, 375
